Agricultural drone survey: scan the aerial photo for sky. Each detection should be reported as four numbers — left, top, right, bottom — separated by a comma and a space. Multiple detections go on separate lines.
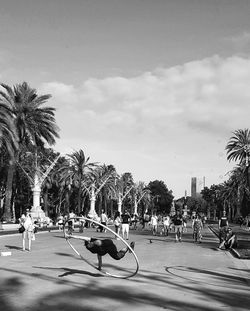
1, 0, 250, 198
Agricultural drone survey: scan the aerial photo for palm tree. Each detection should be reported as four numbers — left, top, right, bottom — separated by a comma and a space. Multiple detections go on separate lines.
133, 181, 150, 215
228, 165, 249, 217
91, 164, 117, 216
226, 129, 250, 217
0, 102, 18, 155
59, 149, 97, 214
0, 82, 60, 221
226, 129, 250, 164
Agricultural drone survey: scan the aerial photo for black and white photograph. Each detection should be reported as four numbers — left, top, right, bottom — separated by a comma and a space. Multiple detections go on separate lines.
0, 1, 249, 310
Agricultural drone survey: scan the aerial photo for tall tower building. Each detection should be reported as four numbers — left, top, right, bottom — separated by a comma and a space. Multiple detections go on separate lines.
191, 177, 197, 198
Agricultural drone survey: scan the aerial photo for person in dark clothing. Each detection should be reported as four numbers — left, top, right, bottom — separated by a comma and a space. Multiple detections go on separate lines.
219, 228, 238, 250
65, 233, 135, 270
121, 209, 131, 240
218, 211, 229, 243
172, 210, 183, 242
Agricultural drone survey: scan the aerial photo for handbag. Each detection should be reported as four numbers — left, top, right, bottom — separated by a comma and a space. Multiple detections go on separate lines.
18, 225, 25, 233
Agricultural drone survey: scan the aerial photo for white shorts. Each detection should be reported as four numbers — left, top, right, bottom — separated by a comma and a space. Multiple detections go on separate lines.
122, 223, 129, 234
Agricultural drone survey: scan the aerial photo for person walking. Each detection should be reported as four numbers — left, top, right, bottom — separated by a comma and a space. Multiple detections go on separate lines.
172, 210, 183, 242
114, 211, 121, 238
19, 209, 34, 251
192, 214, 203, 243
121, 209, 131, 240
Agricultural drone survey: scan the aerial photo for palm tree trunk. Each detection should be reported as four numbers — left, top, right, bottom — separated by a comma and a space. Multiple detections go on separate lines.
3, 159, 15, 222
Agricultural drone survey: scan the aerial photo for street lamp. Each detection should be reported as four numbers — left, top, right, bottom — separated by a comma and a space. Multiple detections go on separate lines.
243, 145, 250, 187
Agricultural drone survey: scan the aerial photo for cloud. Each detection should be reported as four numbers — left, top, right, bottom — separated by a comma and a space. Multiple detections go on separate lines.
42, 55, 250, 138
226, 31, 250, 51
39, 55, 250, 196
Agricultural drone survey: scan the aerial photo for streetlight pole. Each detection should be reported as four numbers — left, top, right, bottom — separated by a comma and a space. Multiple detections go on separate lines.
244, 145, 250, 187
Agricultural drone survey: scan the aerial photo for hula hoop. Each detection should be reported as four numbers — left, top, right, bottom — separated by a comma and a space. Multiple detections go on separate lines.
63, 216, 139, 279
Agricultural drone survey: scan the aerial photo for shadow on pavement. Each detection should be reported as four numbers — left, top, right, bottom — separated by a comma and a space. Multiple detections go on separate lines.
1, 261, 249, 311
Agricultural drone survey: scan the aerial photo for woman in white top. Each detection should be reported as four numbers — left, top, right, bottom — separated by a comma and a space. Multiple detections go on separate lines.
19, 209, 34, 251
150, 213, 158, 236
163, 214, 171, 236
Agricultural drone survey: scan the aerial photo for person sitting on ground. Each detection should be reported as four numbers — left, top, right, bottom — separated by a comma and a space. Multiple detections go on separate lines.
219, 228, 238, 250
65, 233, 135, 270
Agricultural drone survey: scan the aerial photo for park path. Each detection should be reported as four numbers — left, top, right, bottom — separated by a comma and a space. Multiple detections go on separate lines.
0, 223, 249, 311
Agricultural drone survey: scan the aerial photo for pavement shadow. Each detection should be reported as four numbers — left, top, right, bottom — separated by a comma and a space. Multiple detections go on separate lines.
0, 262, 250, 311
54, 252, 76, 258
4, 244, 23, 251
33, 265, 102, 278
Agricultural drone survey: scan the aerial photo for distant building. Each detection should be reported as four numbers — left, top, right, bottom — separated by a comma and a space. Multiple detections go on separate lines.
191, 176, 205, 198
191, 177, 197, 198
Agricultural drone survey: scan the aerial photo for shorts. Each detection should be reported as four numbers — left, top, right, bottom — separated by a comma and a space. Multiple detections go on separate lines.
122, 223, 129, 234
174, 225, 182, 233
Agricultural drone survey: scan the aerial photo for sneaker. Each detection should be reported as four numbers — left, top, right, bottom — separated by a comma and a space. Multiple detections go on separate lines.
129, 241, 135, 252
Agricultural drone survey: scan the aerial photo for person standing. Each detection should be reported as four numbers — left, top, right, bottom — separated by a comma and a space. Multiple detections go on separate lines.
150, 212, 158, 236
142, 212, 150, 229
68, 210, 76, 234
99, 209, 108, 233
19, 209, 34, 251
121, 209, 131, 240
218, 210, 229, 243
57, 214, 64, 231
114, 211, 121, 238
163, 214, 171, 236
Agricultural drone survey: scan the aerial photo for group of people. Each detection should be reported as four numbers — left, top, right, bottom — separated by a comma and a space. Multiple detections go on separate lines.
143, 210, 188, 242
218, 211, 238, 250
142, 210, 238, 250
18, 207, 240, 272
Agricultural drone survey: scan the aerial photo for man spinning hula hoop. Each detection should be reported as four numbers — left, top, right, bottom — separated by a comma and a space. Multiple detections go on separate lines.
65, 233, 135, 271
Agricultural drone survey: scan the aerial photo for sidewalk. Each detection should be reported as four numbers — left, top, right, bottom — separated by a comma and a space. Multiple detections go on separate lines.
0, 223, 249, 311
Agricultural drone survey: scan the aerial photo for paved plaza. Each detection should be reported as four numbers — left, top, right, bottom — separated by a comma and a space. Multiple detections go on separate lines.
0, 224, 249, 311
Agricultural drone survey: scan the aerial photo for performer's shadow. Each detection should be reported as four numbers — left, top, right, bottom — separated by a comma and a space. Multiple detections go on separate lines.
33, 266, 103, 278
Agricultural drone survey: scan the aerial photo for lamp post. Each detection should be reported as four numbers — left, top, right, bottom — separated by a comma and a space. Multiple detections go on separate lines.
244, 145, 250, 187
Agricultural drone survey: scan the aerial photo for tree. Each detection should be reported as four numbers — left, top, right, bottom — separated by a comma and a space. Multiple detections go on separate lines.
132, 181, 151, 216
148, 180, 173, 214
0, 102, 18, 155
0, 82, 59, 221
226, 129, 250, 216
59, 149, 97, 214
